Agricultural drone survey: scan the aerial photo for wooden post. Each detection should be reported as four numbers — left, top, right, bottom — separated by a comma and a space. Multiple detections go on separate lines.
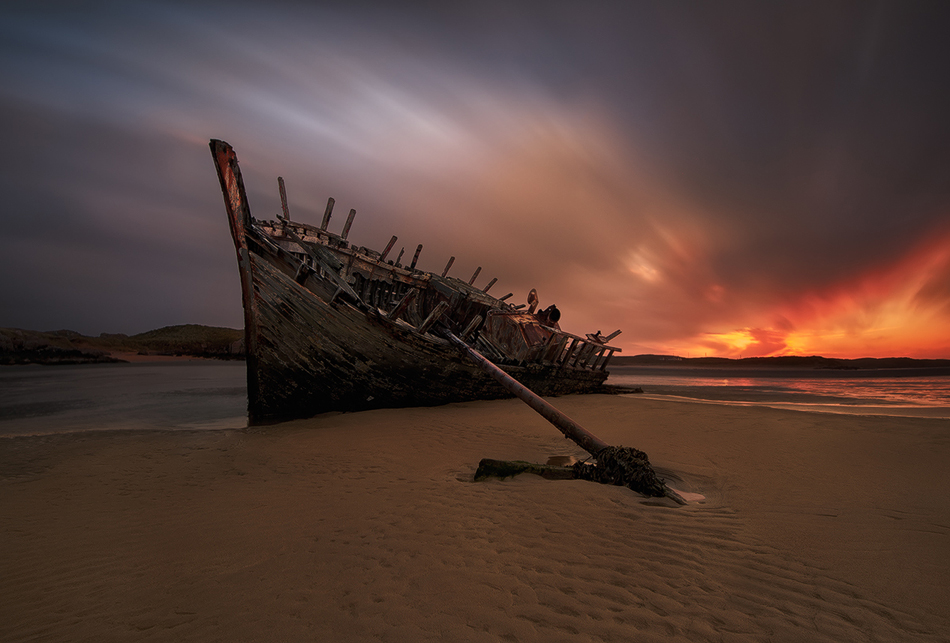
278, 177, 290, 220
387, 288, 418, 321
441, 256, 455, 277
499, 293, 513, 301
281, 226, 363, 305
439, 328, 610, 457
395, 247, 405, 266
380, 236, 398, 262
321, 198, 334, 230
410, 244, 423, 270
417, 301, 450, 334
460, 315, 483, 340
483, 277, 497, 293
468, 266, 482, 285
589, 347, 608, 370
342, 208, 356, 239
560, 338, 579, 368
604, 329, 622, 342
548, 334, 569, 363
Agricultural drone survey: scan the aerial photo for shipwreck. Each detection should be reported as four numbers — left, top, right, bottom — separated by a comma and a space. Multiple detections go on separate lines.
210, 139, 622, 425
210, 139, 691, 502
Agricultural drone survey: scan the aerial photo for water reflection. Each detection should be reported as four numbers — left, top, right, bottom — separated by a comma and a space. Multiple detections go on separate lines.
0, 362, 248, 437
608, 366, 950, 417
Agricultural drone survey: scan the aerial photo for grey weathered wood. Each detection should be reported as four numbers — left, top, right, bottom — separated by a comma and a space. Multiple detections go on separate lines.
278, 176, 290, 220
342, 208, 356, 239
281, 226, 362, 305
440, 328, 610, 456
211, 139, 616, 425
321, 197, 334, 230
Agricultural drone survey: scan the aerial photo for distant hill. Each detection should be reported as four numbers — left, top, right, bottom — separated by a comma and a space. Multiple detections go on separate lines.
0, 325, 244, 365
612, 354, 950, 370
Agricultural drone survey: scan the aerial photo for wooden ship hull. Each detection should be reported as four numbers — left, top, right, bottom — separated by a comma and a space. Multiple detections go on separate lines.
210, 139, 622, 425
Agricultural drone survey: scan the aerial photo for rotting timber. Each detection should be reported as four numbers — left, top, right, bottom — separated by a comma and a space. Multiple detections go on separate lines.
210, 139, 622, 425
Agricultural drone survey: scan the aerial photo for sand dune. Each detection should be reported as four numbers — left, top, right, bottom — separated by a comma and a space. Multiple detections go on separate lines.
1, 395, 947, 641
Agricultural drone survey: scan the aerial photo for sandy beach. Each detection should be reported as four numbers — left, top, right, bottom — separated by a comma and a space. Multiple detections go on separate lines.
1, 394, 948, 642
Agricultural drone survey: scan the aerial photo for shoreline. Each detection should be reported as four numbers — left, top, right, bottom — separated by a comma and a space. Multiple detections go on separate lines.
627, 392, 950, 419
2, 396, 947, 641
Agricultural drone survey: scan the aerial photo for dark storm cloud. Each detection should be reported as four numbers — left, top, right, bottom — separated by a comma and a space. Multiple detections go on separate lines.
0, 0, 948, 355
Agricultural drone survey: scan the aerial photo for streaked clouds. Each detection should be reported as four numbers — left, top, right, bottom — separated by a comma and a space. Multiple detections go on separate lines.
1, 1, 948, 357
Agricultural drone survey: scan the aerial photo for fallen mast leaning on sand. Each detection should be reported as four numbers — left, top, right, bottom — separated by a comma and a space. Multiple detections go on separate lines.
210, 140, 622, 425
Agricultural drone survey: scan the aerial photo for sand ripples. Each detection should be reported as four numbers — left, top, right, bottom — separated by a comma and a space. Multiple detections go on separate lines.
1, 398, 947, 642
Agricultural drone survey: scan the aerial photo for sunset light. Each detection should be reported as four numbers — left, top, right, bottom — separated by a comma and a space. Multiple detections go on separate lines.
1, 2, 948, 362
671, 228, 950, 358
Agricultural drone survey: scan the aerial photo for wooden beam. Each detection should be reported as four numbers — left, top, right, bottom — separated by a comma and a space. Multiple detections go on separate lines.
468, 266, 481, 285
209, 139, 261, 418
417, 301, 450, 334
441, 256, 455, 277
293, 262, 310, 284
439, 328, 610, 457
460, 314, 483, 341
281, 226, 362, 305
559, 338, 579, 368
387, 288, 418, 321
341, 208, 356, 239
410, 244, 423, 270
483, 277, 497, 293
380, 235, 398, 262
277, 176, 290, 221
321, 197, 334, 230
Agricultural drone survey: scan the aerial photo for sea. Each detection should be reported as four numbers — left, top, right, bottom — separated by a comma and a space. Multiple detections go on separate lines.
1, 361, 948, 438
608, 364, 950, 419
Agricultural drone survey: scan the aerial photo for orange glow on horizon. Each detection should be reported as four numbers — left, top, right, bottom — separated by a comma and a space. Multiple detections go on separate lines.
657, 227, 950, 359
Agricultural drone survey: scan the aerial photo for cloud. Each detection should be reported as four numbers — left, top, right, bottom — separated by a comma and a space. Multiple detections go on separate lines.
0, 1, 948, 357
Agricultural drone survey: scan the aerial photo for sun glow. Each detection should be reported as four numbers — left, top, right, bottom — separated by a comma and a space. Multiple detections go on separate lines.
668, 228, 950, 359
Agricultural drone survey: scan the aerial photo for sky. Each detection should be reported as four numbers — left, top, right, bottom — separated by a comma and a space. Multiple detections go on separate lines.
1, 1, 949, 359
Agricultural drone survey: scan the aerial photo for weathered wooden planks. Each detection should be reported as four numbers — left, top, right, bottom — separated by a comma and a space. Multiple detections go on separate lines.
211, 139, 618, 424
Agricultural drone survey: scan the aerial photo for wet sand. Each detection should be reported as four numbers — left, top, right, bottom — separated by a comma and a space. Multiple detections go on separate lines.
1, 395, 948, 641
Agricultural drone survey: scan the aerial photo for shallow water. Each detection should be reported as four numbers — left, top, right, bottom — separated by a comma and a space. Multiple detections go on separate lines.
608, 365, 950, 419
0, 361, 247, 437
2, 361, 948, 438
